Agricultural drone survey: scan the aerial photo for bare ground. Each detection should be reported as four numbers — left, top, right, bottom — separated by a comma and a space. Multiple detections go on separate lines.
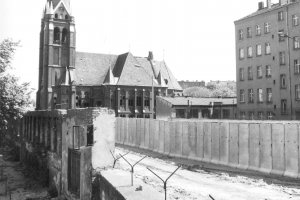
0, 147, 49, 200
114, 145, 300, 200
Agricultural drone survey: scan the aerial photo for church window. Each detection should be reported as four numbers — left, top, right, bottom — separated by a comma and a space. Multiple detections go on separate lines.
65, 15, 69, 20
54, 27, 60, 43
136, 96, 142, 106
62, 28, 68, 44
55, 13, 58, 19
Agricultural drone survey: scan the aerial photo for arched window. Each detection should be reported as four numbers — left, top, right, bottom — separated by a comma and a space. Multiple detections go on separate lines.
62, 28, 68, 44
65, 15, 69, 20
55, 13, 58, 19
54, 27, 60, 43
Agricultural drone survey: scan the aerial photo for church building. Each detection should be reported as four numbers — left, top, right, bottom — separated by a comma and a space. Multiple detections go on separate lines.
36, 0, 183, 118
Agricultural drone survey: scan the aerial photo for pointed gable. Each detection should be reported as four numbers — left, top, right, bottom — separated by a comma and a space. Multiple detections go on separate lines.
156, 61, 182, 91
116, 53, 159, 87
50, 0, 70, 11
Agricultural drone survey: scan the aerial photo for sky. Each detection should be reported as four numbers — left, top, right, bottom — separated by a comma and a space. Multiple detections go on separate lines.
0, 0, 279, 97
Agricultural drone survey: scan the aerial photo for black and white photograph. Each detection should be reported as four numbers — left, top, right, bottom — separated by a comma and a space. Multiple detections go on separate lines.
0, 0, 300, 199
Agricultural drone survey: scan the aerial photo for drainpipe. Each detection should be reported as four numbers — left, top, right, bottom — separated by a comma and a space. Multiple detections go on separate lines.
286, 6, 294, 120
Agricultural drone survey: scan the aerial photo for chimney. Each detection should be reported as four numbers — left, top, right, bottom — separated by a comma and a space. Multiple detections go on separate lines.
258, 1, 264, 10
266, 0, 271, 8
148, 51, 154, 61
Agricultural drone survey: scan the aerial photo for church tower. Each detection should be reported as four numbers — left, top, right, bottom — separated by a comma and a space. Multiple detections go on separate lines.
36, 0, 76, 110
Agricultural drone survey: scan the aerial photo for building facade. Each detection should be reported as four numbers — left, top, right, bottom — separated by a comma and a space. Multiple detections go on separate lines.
235, 0, 300, 120
156, 96, 237, 120
36, 0, 183, 118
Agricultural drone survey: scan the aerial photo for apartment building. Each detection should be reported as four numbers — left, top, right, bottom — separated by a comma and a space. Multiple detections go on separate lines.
235, 0, 300, 120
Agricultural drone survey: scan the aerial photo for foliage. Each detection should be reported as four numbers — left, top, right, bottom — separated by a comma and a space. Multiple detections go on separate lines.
183, 81, 236, 98
183, 87, 211, 98
0, 39, 33, 132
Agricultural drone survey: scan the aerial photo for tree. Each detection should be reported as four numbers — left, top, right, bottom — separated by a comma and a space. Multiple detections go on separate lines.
0, 39, 33, 137
183, 86, 211, 97
183, 81, 236, 98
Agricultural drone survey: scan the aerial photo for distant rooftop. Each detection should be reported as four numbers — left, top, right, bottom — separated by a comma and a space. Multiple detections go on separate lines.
158, 96, 237, 106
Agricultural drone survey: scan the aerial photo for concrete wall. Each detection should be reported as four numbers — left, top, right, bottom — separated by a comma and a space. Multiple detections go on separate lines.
20, 108, 116, 200
92, 174, 125, 200
116, 118, 300, 179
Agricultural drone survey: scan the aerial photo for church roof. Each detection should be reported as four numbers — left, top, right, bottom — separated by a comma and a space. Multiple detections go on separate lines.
73, 51, 182, 90
74, 52, 117, 86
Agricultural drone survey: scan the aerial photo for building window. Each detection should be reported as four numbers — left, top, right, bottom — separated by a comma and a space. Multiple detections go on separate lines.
294, 37, 300, 49
128, 98, 134, 106
248, 112, 254, 120
62, 28, 68, 44
239, 68, 244, 81
264, 22, 270, 33
239, 48, 244, 59
258, 88, 263, 103
240, 89, 245, 102
256, 25, 261, 36
280, 74, 287, 89
257, 66, 262, 78
266, 65, 271, 78
278, 11, 284, 21
144, 97, 150, 107
266, 88, 272, 103
120, 95, 125, 107
240, 112, 246, 120
265, 43, 271, 54
279, 51, 285, 65
190, 109, 199, 119
258, 112, 264, 120
296, 84, 300, 100
281, 99, 287, 114
247, 46, 253, 57
54, 27, 60, 43
256, 44, 262, 56
294, 59, 300, 74
247, 27, 252, 38
292, 14, 299, 26
239, 29, 244, 40
136, 96, 142, 106
176, 109, 185, 118
267, 112, 274, 120
87, 125, 94, 146
248, 89, 254, 103
278, 29, 285, 42
248, 66, 253, 80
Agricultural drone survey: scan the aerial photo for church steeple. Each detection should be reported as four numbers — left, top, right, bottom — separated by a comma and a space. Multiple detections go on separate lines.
36, 0, 76, 110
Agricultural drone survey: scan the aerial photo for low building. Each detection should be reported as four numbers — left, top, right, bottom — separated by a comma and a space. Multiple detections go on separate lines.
156, 96, 237, 120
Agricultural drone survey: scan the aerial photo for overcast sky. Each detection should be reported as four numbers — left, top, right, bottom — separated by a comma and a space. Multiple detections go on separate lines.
0, 0, 279, 94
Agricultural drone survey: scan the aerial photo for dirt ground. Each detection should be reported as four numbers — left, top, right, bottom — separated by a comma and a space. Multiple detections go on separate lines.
0, 147, 49, 200
114, 145, 300, 200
